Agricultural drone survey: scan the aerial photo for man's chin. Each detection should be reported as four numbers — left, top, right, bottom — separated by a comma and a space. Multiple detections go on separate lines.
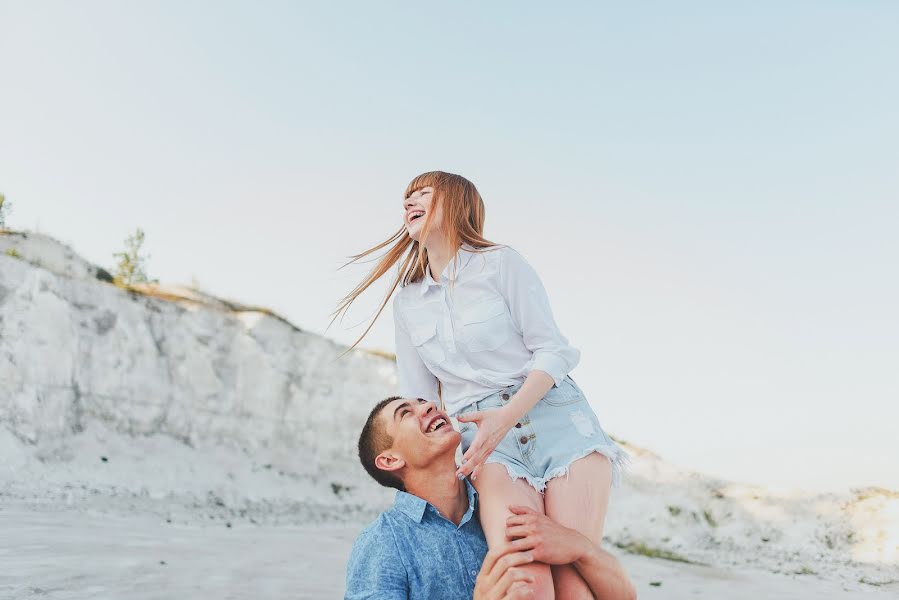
436, 428, 462, 454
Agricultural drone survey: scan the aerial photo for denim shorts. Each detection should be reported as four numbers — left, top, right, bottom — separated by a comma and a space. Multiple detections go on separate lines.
457, 376, 630, 493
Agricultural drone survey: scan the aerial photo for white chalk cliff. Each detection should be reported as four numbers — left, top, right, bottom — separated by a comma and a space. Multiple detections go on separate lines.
1, 230, 896, 589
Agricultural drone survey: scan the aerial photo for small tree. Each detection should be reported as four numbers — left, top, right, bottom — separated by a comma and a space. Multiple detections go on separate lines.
113, 228, 151, 286
0, 193, 11, 229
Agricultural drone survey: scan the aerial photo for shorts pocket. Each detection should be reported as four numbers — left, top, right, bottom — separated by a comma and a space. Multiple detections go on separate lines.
540, 379, 585, 406
408, 320, 445, 365
460, 297, 512, 352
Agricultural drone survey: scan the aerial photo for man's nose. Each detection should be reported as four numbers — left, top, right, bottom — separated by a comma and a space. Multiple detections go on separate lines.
419, 401, 436, 416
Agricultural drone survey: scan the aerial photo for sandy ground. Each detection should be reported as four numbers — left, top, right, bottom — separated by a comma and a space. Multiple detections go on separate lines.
2, 504, 896, 600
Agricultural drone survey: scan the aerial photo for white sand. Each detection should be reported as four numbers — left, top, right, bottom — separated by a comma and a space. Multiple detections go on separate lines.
2, 505, 896, 599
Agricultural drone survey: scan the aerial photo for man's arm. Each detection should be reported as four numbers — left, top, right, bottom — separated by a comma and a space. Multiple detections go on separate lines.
344, 529, 408, 600
505, 506, 636, 600
572, 545, 635, 600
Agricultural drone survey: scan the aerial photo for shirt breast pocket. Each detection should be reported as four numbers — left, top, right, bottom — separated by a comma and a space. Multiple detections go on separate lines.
460, 297, 512, 353
408, 319, 446, 365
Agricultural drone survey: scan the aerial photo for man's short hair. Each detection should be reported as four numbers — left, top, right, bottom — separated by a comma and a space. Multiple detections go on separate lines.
358, 396, 404, 491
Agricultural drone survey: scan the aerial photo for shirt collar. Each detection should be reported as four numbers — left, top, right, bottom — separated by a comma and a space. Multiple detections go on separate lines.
418, 243, 476, 297
393, 478, 479, 524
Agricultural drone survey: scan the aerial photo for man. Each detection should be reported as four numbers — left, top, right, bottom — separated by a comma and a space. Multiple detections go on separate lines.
345, 396, 636, 600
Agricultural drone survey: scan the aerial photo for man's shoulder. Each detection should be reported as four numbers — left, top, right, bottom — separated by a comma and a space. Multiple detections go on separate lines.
345, 511, 412, 598
353, 511, 395, 542
350, 509, 411, 554
346, 511, 408, 583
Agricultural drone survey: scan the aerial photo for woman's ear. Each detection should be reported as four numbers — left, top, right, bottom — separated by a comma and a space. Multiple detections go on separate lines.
375, 451, 405, 473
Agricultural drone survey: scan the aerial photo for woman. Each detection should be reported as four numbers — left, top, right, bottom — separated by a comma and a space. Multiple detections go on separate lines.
335, 171, 629, 599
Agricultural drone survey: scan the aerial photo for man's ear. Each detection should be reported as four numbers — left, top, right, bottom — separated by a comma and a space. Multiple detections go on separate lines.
375, 451, 405, 473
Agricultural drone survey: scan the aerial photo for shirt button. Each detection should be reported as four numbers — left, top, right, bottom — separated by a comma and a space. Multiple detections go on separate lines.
514, 423, 522, 429
519, 436, 528, 444
471, 570, 478, 576
501, 393, 509, 401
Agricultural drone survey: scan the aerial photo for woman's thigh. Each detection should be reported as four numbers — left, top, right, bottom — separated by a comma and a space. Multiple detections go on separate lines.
543, 452, 612, 542
543, 452, 613, 599
473, 463, 555, 600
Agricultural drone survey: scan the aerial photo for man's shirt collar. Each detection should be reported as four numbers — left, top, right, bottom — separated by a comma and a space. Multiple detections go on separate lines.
393, 478, 479, 525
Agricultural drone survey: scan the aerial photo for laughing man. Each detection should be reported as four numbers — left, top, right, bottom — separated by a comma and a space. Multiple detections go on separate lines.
344, 397, 635, 600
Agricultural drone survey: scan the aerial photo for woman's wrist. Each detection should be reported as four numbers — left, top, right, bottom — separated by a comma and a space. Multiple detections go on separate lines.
500, 399, 528, 425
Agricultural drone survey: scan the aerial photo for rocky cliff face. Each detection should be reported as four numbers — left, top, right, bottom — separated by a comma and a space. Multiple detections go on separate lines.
1, 231, 896, 587
0, 230, 398, 519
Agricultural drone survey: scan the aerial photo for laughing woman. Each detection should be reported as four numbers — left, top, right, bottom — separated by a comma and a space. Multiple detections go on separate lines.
335, 171, 630, 599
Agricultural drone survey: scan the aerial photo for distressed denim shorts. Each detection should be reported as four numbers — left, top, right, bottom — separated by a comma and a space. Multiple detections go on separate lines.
457, 376, 630, 493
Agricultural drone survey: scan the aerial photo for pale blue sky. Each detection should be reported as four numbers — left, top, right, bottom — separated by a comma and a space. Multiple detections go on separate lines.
1, 1, 897, 491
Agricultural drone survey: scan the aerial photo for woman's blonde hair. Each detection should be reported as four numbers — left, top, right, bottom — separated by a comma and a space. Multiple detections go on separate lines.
332, 170, 499, 353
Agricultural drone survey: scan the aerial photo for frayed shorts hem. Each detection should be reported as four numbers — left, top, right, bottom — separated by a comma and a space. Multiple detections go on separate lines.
486, 442, 632, 494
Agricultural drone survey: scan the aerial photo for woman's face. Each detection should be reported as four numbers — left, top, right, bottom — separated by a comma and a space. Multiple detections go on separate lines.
403, 186, 442, 242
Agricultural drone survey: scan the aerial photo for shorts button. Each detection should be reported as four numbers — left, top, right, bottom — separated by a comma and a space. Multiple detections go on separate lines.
519, 436, 528, 444
501, 393, 509, 401
514, 422, 522, 429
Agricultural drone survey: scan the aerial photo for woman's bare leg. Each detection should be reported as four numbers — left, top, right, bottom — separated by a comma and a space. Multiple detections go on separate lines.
473, 463, 555, 600
543, 452, 613, 600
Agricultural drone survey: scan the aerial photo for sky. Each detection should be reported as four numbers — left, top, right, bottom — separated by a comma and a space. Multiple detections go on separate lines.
1, 1, 897, 492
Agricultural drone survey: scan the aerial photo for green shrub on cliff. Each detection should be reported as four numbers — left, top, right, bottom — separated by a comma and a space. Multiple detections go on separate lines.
113, 228, 152, 287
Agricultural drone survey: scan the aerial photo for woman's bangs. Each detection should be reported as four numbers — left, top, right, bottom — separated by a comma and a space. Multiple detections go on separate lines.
404, 171, 443, 198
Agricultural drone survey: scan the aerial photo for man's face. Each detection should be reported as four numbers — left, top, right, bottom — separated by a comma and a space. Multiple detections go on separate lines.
376, 398, 460, 476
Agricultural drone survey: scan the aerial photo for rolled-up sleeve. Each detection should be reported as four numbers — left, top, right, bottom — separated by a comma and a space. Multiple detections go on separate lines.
393, 298, 440, 401
501, 248, 580, 385
345, 528, 408, 599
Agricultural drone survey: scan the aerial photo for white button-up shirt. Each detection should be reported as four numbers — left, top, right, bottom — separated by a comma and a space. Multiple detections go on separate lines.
393, 243, 580, 416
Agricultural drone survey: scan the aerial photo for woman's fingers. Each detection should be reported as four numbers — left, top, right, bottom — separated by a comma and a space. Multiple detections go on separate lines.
459, 445, 490, 477
456, 410, 483, 423
461, 434, 483, 462
458, 434, 488, 476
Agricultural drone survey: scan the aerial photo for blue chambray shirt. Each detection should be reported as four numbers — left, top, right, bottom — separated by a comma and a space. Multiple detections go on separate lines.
345, 479, 488, 599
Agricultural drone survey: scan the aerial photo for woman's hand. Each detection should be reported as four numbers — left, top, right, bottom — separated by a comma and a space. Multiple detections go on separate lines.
456, 406, 518, 480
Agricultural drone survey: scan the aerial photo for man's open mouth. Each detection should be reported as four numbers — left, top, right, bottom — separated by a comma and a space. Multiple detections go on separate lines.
425, 416, 448, 433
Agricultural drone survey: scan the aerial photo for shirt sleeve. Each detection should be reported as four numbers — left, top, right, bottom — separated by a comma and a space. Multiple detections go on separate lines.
344, 528, 409, 599
500, 247, 580, 386
393, 297, 440, 401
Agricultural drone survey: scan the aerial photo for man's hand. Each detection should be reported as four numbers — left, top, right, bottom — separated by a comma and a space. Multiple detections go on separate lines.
506, 506, 637, 600
505, 505, 592, 565
473, 544, 536, 600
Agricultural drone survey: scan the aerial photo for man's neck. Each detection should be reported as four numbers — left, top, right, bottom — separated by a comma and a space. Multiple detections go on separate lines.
403, 458, 469, 526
